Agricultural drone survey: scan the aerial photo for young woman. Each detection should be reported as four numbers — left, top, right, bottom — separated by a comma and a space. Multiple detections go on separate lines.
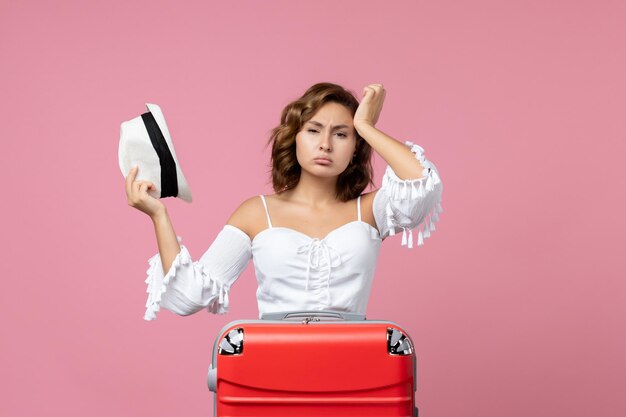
125, 82, 443, 321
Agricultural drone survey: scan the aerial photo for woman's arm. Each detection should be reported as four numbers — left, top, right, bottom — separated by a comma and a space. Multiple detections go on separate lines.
125, 165, 182, 273
356, 123, 425, 180
353, 84, 426, 180
151, 209, 182, 274
355, 84, 443, 248
142, 198, 255, 321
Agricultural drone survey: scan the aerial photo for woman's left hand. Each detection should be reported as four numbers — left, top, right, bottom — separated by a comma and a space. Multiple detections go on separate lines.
353, 83, 386, 130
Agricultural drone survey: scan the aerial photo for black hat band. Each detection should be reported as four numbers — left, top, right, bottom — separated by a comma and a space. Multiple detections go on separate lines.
141, 112, 179, 198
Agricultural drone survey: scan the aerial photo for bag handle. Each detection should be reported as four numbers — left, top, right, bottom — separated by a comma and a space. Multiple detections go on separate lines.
260, 310, 366, 321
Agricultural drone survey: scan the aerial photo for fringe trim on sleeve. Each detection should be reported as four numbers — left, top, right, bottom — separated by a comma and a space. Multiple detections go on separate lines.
144, 244, 192, 321
143, 237, 232, 320
382, 140, 444, 249
201, 264, 231, 315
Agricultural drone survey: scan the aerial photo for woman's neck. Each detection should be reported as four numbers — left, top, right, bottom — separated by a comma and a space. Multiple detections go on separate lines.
285, 172, 339, 206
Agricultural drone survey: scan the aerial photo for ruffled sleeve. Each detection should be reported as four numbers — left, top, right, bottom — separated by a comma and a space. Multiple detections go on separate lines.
144, 225, 252, 321
372, 140, 444, 248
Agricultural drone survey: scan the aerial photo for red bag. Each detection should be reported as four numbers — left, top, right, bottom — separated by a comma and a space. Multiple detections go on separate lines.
208, 310, 418, 416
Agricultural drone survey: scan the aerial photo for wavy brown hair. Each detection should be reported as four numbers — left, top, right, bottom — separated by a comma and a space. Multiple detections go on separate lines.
267, 82, 374, 202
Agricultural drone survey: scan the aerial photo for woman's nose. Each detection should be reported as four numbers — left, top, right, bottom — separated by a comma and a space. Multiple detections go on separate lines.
319, 130, 332, 151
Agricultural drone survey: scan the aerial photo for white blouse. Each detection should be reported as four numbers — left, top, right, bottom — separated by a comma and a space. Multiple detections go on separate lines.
143, 141, 444, 321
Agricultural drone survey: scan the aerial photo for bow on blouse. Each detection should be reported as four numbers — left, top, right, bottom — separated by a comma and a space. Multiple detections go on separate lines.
296, 239, 343, 304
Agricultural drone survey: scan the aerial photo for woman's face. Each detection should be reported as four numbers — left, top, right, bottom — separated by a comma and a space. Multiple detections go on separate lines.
295, 102, 357, 179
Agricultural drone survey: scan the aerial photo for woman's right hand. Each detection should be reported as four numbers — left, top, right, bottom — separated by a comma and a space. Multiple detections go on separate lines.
125, 165, 166, 219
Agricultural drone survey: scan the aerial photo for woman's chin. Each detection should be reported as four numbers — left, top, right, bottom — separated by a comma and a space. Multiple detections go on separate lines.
303, 167, 345, 179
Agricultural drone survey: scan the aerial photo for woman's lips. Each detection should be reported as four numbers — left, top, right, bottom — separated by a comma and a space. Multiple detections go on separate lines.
313, 158, 332, 165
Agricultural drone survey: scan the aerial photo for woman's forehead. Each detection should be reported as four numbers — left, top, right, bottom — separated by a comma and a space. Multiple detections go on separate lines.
308, 102, 353, 126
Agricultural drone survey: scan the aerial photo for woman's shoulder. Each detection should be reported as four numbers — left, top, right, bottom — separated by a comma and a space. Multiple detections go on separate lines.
358, 189, 381, 231
359, 188, 379, 206
225, 194, 272, 241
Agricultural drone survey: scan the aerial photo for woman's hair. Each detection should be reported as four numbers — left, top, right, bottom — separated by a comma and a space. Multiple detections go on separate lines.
268, 82, 374, 201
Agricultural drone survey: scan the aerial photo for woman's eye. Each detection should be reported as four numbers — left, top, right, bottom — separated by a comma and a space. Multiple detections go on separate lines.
337, 132, 347, 138
308, 129, 318, 133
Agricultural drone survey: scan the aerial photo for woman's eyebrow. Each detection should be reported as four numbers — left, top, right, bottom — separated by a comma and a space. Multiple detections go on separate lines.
307, 121, 351, 130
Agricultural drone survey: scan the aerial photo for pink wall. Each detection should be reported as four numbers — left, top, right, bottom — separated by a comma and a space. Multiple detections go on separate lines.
2, 0, 625, 416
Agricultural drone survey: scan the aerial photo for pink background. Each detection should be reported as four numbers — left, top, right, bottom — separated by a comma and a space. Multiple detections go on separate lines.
2, 1, 625, 416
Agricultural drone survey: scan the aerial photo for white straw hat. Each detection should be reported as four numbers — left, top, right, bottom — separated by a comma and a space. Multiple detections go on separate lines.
119, 103, 192, 202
